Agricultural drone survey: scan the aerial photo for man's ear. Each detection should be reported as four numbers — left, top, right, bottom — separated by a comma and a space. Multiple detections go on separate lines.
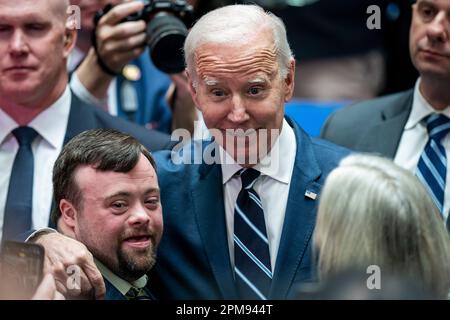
283, 58, 296, 102
59, 199, 78, 236
62, 28, 77, 58
186, 69, 202, 111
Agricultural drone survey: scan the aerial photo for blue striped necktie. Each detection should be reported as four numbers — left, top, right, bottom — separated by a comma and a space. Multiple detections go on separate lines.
3, 127, 38, 241
416, 114, 450, 217
234, 168, 272, 300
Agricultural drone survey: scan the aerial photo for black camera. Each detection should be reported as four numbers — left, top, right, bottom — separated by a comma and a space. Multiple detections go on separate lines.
95, 0, 194, 74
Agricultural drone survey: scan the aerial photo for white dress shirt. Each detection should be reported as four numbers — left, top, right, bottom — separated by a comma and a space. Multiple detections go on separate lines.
220, 118, 297, 272
0, 86, 71, 239
94, 258, 148, 297
394, 78, 450, 221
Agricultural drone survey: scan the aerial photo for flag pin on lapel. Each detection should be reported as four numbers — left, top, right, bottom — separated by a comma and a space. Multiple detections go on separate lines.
305, 190, 317, 200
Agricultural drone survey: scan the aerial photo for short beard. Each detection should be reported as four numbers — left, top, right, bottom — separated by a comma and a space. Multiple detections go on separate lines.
116, 245, 157, 282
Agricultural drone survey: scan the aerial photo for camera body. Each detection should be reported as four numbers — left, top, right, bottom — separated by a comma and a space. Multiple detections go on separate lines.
95, 0, 194, 74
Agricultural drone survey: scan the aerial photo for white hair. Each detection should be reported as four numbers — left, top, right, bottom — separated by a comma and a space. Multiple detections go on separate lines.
314, 154, 450, 298
184, 4, 293, 79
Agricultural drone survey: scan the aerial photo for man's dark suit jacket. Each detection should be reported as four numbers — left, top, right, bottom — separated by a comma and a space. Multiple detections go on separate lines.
149, 117, 350, 299
66, 92, 172, 151
320, 89, 414, 158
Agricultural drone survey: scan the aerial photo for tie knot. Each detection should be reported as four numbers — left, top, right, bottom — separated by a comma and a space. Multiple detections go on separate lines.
239, 168, 260, 189
425, 114, 450, 142
125, 287, 150, 300
12, 126, 38, 146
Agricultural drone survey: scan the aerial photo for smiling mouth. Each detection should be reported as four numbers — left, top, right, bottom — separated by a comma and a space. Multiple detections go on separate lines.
123, 236, 152, 248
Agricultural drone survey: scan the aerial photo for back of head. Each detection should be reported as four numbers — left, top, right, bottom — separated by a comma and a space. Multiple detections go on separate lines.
184, 4, 293, 78
315, 154, 450, 298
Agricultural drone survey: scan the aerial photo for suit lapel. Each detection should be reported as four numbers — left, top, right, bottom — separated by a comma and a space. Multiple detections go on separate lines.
270, 119, 322, 299
104, 278, 126, 300
47, 92, 97, 228
64, 92, 99, 145
192, 160, 238, 299
358, 90, 413, 158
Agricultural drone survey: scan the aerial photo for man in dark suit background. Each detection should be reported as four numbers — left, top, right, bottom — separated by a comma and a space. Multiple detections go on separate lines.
34, 4, 349, 300
52, 129, 162, 300
0, 0, 171, 298
321, 0, 450, 226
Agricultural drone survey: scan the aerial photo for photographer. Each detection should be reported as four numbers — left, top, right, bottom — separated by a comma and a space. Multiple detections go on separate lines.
70, 0, 197, 134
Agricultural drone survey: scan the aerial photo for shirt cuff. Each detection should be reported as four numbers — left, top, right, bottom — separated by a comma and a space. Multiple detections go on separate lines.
26, 228, 57, 243
69, 72, 109, 108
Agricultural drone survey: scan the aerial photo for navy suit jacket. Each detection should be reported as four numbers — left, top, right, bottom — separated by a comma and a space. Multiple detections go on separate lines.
149, 118, 349, 299
66, 91, 173, 151
320, 89, 414, 158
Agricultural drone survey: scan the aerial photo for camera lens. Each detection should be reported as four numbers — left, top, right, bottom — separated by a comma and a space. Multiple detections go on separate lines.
146, 12, 188, 74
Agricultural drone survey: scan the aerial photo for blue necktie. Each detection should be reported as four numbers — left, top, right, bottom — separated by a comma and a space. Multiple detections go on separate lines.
3, 127, 38, 241
416, 114, 450, 218
234, 168, 272, 300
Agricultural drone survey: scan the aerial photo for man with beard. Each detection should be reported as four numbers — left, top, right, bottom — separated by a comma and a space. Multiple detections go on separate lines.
51, 129, 163, 299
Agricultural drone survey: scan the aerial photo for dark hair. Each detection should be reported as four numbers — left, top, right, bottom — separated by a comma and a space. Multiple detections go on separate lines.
52, 129, 156, 226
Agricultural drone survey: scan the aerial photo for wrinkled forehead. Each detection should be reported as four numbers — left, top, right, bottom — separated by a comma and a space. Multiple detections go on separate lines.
193, 42, 279, 85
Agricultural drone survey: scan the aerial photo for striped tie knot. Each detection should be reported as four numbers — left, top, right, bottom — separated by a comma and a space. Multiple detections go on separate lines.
426, 114, 450, 142
125, 287, 151, 300
239, 168, 260, 190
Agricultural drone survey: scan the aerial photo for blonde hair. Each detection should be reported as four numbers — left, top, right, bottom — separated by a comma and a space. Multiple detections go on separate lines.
184, 4, 293, 80
314, 154, 450, 298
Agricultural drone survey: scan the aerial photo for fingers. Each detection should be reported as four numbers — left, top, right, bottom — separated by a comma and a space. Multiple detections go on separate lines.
35, 233, 104, 300
32, 274, 57, 300
80, 255, 106, 300
100, 48, 145, 71
95, 3, 147, 72
102, 32, 147, 53
98, 20, 146, 43
99, 1, 145, 26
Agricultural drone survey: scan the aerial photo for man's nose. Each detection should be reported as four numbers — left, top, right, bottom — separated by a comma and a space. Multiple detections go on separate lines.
227, 95, 250, 123
9, 31, 29, 57
427, 12, 448, 43
128, 204, 151, 225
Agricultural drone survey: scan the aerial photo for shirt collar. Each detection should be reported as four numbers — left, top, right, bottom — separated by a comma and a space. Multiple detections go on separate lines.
0, 86, 71, 149
220, 118, 296, 185
94, 258, 148, 297
0, 108, 18, 145
406, 78, 450, 129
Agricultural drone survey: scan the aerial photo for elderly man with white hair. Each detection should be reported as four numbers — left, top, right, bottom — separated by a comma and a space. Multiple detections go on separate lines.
37, 4, 349, 300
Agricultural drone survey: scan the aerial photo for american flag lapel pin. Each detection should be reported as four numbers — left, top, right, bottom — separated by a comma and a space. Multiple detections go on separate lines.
305, 190, 317, 200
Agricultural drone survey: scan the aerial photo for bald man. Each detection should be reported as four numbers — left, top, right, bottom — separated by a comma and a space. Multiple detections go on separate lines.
0, 0, 171, 299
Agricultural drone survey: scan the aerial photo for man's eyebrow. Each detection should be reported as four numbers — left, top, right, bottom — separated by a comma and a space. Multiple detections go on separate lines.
203, 78, 219, 86
248, 77, 267, 84
104, 188, 160, 200
417, 0, 436, 7
104, 191, 132, 200
143, 187, 160, 195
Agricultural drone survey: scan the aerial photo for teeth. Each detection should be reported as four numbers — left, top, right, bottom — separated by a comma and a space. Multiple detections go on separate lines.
225, 129, 257, 137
